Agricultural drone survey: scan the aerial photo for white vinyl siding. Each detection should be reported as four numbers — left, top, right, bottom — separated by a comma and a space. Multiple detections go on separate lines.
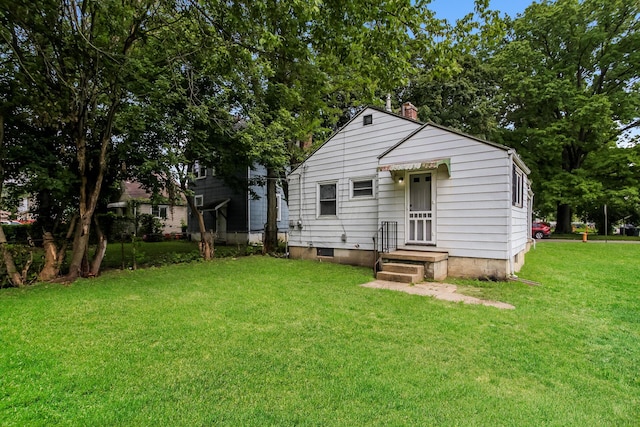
379, 125, 513, 260
288, 109, 530, 265
287, 108, 421, 250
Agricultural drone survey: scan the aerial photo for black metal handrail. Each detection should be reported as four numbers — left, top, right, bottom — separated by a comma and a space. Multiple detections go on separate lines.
372, 221, 397, 273
378, 221, 397, 253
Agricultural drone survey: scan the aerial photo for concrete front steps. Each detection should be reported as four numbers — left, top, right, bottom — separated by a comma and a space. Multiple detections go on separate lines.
376, 262, 424, 283
377, 250, 449, 283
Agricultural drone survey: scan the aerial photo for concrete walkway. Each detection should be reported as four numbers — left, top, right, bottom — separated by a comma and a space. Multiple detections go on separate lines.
361, 280, 515, 310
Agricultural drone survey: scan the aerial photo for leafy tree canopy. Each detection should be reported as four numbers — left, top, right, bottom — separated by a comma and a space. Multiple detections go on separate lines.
492, 0, 640, 231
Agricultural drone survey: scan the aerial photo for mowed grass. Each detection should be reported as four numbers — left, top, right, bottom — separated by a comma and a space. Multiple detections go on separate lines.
1, 243, 639, 426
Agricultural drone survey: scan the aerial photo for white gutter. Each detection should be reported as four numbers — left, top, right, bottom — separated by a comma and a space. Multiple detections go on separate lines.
508, 149, 531, 174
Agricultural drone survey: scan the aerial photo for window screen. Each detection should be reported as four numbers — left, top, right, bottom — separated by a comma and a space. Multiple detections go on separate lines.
352, 179, 373, 197
319, 183, 337, 215
317, 248, 334, 257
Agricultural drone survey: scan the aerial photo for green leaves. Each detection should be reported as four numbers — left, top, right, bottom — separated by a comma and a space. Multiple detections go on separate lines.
492, 0, 640, 224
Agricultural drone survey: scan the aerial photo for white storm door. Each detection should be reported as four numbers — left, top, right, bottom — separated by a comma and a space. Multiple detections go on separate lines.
407, 173, 434, 244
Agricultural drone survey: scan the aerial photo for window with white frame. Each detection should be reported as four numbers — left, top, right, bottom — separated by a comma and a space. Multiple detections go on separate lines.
193, 161, 206, 179
512, 167, 524, 208
152, 205, 167, 219
318, 182, 337, 216
194, 195, 204, 208
351, 178, 374, 198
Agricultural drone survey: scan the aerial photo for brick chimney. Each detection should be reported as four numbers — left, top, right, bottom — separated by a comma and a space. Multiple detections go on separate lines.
401, 102, 418, 120
298, 134, 313, 150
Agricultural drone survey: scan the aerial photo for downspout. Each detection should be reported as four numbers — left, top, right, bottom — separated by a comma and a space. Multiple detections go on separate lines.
507, 151, 514, 276
300, 164, 306, 222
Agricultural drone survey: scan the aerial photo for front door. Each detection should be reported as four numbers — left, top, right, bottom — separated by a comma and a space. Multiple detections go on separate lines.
407, 172, 434, 244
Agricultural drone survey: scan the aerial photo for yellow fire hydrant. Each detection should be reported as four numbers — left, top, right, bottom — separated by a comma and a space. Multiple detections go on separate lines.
582, 231, 588, 242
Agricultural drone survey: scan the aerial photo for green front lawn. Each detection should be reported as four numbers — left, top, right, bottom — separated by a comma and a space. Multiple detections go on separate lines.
1, 244, 639, 425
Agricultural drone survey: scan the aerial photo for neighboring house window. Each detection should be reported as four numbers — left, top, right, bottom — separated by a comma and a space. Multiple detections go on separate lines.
193, 161, 206, 179
194, 195, 204, 208
152, 205, 167, 219
363, 114, 373, 125
318, 182, 337, 216
512, 167, 524, 208
351, 178, 374, 198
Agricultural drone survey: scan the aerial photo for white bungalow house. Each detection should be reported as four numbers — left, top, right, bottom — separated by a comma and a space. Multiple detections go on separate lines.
287, 104, 532, 281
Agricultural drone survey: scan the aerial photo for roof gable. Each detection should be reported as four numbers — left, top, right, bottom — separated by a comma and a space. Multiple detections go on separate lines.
290, 106, 421, 175
378, 122, 510, 160
378, 122, 530, 175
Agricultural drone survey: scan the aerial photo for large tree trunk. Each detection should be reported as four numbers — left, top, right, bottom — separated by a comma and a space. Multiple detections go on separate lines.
263, 167, 278, 253
555, 203, 573, 234
0, 113, 23, 287
0, 228, 23, 287
195, 209, 213, 260
40, 217, 76, 281
184, 188, 213, 260
66, 215, 91, 281
64, 96, 118, 282
38, 232, 60, 281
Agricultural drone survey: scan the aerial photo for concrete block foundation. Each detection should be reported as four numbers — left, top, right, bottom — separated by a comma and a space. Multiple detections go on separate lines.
289, 245, 529, 281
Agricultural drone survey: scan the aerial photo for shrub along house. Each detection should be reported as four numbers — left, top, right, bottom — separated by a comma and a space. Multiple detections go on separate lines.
287, 104, 532, 281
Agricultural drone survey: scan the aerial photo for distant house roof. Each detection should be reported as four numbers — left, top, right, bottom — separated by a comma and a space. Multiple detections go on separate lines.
115, 181, 186, 205
123, 181, 151, 200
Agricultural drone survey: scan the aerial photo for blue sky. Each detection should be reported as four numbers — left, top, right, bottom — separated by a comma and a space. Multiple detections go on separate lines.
429, 0, 533, 22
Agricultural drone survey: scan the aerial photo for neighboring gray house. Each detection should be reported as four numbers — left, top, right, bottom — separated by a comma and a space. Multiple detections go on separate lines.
188, 164, 289, 245
287, 104, 532, 281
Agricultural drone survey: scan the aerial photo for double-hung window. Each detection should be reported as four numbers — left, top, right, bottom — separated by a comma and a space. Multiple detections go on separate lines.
319, 182, 337, 216
351, 178, 374, 198
512, 167, 524, 208
152, 205, 167, 219
194, 195, 204, 208
193, 161, 206, 179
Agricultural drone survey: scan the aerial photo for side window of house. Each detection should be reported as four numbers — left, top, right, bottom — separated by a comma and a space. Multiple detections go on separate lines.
194, 161, 206, 179
194, 195, 204, 208
352, 178, 374, 198
152, 205, 167, 219
512, 167, 523, 208
319, 182, 337, 216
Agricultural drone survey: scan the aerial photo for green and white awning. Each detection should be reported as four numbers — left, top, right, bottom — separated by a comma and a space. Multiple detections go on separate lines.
378, 158, 450, 176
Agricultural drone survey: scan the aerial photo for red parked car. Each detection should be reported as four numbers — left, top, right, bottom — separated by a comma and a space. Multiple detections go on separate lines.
532, 222, 551, 239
